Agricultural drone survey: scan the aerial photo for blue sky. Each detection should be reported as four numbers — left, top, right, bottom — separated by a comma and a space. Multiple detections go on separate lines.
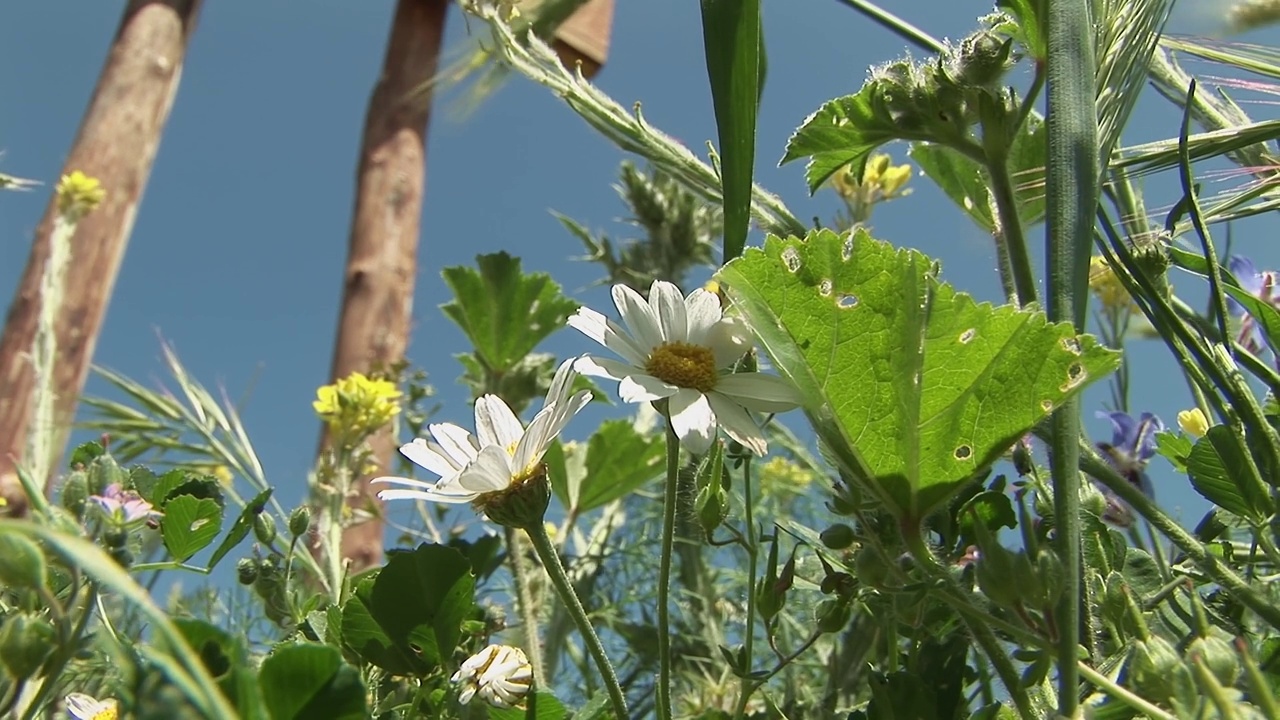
3, 0, 1279, 535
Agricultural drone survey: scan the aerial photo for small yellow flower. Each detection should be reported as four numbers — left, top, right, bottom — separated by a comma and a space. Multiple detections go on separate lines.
757, 457, 816, 499
1088, 256, 1137, 313
1178, 408, 1211, 439
314, 371, 402, 439
55, 171, 105, 220
65, 693, 118, 720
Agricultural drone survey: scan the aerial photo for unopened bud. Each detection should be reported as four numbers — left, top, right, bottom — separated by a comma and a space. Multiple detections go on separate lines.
237, 557, 259, 585
253, 513, 277, 545
1186, 635, 1240, 686
0, 532, 48, 589
288, 506, 311, 537
60, 470, 90, 519
1131, 636, 1192, 704
820, 524, 856, 550
0, 613, 55, 679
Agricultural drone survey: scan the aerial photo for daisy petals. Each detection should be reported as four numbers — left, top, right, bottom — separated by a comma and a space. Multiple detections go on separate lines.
613, 283, 664, 351
649, 280, 688, 343
619, 374, 678, 403
669, 388, 716, 454
715, 373, 802, 412
708, 392, 767, 455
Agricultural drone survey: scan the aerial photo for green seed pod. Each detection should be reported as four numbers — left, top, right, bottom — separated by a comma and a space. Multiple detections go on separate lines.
237, 557, 259, 585
86, 453, 127, 496
815, 597, 853, 634
0, 532, 48, 590
1034, 550, 1063, 607
1186, 634, 1241, 687
60, 470, 90, 519
253, 513, 277, 545
1131, 636, 1192, 704
288, 506, 312, 538
475, 468, 551, 530
695, 484, 728, 538
0, 613, 55, 680
820, 524, 856, 550
853, 547, 890, 590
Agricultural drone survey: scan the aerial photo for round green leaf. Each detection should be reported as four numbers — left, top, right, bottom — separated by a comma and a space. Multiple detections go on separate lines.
260, 644, 366, 720
161, 495, 224, 562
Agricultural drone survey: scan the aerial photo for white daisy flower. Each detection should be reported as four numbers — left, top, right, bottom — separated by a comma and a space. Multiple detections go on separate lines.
65, 693, 118, 720
568, 280, 799, 454
372, 359, 591, 506
451, 643, 534, 709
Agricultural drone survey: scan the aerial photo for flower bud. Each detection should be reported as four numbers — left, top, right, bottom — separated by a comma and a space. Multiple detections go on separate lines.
451, 644, 533, 709
86, 453, 126, 497
0, 613, 55, 679
695, 484, 728, 538
951, 31, 1014, 88
1178, 409, 1210, 439
0, 532, 48, 589
253, 513, 277, 545
820, 524, 856, 550
853, 547, 889, 590
288, 506, 311, 537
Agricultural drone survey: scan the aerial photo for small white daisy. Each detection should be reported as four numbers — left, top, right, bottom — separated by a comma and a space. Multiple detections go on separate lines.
65, 693, 118, 720
372, 359, 591, 505
568, 280, 799, 454
452, 644, 534, 709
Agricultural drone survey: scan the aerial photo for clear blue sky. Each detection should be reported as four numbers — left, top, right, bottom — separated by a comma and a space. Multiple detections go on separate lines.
2, 1, 1277, 531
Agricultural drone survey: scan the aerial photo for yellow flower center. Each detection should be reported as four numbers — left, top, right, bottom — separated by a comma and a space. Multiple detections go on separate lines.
645, 342, 718, 393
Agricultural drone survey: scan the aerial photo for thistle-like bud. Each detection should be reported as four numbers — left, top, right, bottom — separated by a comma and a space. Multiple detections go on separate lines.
950, 31, 1014, 89
60, 469, 90, 520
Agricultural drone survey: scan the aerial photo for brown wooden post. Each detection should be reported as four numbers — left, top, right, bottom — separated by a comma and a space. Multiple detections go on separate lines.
549, 0, 614, 79
321, 0, 449, 572
0, 0, 203, 515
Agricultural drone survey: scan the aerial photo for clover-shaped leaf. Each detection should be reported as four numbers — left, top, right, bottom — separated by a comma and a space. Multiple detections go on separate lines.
718, 229, 1120, 522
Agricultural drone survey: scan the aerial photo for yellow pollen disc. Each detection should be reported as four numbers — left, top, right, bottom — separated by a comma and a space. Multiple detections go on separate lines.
645, 342, 718, 393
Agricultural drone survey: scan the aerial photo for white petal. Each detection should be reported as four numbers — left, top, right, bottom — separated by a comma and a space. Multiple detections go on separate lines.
457, 684, 478, 705
620, 374, 678, 403
475, 395, 525, 449
715, 373, 802, 412
458, 445, 515, 493
429, 424, 481, 467
516, 389, 591, 473
399, 437, 465, 479
708, 392, 768, 455
370, 474, 439, 490
613, 283, 665, 352
649, 280, 688, 343
685, 288, 723, 343
669, 388, 716, 454
545, 358, 577, 408
567, 308, 650, 366
377, 488, 478, 504
708, 317, 753, 368
574, 355, 644, 382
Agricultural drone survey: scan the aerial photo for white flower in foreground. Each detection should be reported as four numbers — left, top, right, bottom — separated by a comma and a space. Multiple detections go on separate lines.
452, 643, 534, 709
65, 693, 118, 720
372, 359, 591, 524
569, 280, 799, 454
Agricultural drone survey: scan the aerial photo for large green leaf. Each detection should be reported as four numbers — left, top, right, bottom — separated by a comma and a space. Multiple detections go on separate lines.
577, 419, 665, 512
341, 544, 474, 675
718, 229, 1120, 521
488, 690, 568, 720
993, 0, 1047, 60
1186, 425, 1273, 523
259, 644, 366, 720
161, 495, 223, 562
440, 252, 579, 373
699, 0, 762, 261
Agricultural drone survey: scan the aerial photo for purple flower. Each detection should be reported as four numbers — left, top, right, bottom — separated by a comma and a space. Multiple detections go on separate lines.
1227, 255, 1280, 353
1094, 411, 1163, 527
88, 484, 160, 527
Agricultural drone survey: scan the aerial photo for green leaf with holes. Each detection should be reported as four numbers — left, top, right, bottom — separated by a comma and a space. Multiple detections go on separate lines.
717, 228, 1120, 522
161, 495, 224, 562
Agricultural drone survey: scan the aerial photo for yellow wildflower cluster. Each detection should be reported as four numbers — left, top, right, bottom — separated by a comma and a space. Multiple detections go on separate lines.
313, 371, 402, 439
55, 171, 105, 221
831, 153, 913, 205
1088, 256, 1137, 313
1177, 408, 1210, 439
757, 456, 817, 499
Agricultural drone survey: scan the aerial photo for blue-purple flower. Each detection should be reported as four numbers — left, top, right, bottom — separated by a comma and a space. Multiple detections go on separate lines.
88, 484, 160, 528
1227, 255, 1280, 354
1094, 411, 1163, 527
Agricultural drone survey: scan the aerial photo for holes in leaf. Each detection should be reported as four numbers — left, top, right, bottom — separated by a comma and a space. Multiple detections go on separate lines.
1041, 399, 1054, 412
842, 235, 854, 261
954, 445, 972, 460
782, 247, 802, 273
837, 294, 859, 309
958, 328, 976, 344
1061, 337, 1082, 354
819, 279, 833, 297
1059, 362, 1086, 392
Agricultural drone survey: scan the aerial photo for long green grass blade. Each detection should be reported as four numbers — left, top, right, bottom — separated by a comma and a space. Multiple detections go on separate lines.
700, 0, 763, 262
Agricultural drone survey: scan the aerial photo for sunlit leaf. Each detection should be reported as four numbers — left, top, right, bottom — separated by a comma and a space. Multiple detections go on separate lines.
718, 229, 1120, 521
259, 644, 367, 720
161, 495, 224, 562
206, 488, 272, 571
1186, 425, 1273, 523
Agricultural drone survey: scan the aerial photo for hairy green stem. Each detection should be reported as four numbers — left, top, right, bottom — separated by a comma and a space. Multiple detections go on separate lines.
1045, 0, 1099, 713
732, 457, 759, 719
901, 526, 1035, 718
526, 523, 629, 719
506, 526, 546, 687
656, 421, 681, 720
985, 154, 1038, 307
